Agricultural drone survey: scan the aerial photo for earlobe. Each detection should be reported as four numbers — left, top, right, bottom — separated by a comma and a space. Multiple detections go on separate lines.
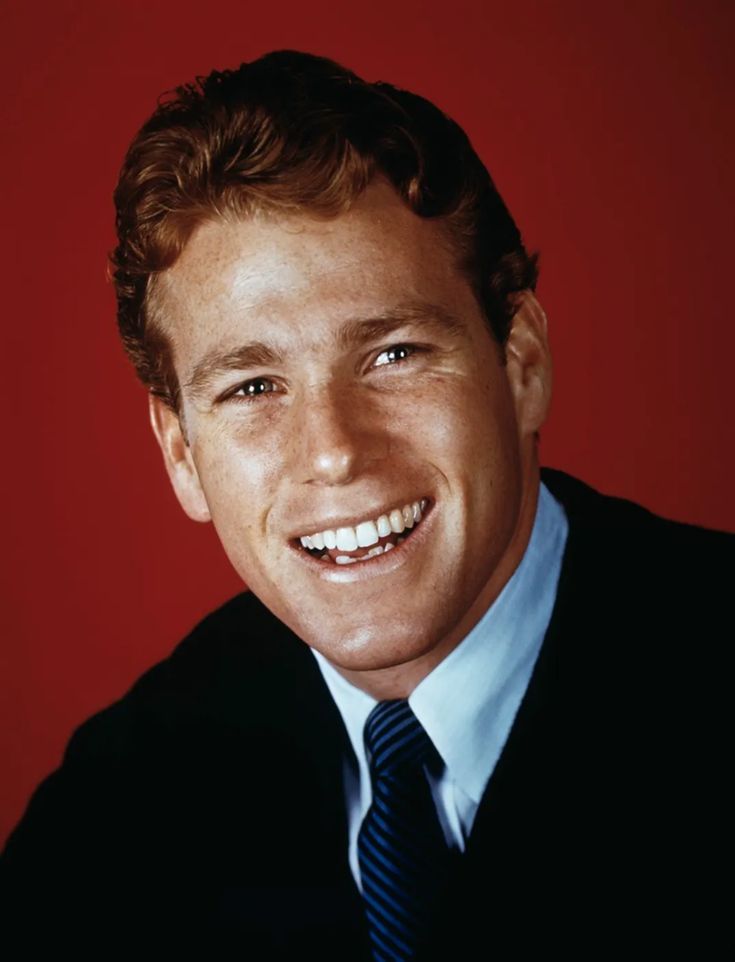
148, 394, 212, 523
504, 291, 553, 437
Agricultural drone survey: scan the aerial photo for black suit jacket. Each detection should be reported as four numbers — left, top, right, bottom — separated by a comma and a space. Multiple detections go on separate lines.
2, 468, 732, 956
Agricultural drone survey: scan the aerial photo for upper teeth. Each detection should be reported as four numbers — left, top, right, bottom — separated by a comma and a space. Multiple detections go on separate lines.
299, 498, 428, 551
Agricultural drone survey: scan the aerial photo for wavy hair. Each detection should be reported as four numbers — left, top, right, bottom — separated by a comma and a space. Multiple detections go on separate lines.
111, 50, 538, 413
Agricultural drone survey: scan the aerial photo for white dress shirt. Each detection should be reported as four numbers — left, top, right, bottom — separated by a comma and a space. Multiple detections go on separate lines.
311, 480, 569, 891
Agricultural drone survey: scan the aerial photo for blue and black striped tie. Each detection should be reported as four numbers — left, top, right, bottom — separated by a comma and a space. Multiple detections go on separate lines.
357, 699, 453, 961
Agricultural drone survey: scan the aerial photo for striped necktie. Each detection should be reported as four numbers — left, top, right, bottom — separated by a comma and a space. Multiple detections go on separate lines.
357, 699, 454, 961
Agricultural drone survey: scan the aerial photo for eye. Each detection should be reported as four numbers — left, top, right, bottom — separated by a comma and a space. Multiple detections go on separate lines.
227, 377, 279, 401
373, 343, 416, 367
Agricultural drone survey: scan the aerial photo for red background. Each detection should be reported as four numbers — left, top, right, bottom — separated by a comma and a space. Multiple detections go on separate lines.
2, 0, 733, 845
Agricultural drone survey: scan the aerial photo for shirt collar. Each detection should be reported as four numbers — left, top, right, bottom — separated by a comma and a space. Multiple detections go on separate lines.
311, 480, 568, 805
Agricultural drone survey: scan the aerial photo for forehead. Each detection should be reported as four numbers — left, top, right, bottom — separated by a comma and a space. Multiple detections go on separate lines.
154, 180, 473, 367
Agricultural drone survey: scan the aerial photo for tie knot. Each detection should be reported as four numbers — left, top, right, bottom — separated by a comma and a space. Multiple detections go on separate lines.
363, 699, 439, 776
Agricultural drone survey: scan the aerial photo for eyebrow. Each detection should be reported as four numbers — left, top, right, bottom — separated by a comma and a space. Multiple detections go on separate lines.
182, 302, 467, 400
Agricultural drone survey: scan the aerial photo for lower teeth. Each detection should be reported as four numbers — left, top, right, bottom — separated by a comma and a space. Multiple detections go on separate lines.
328, 537, 404, 565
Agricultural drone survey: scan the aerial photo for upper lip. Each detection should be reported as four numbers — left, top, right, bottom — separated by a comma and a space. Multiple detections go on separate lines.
286, 497, 430, 541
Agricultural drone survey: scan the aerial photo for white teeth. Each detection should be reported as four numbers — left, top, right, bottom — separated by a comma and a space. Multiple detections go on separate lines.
333, 543, 389, 565
389, 509, 405, 534
384, 541, 395, 552
355, 520, 379, 548
376, 514, 392, 538
336, 527, 358, 551
299, 498, 430, 552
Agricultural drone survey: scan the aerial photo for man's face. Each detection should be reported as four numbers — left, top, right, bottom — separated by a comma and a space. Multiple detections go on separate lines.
151, 180, 550, 695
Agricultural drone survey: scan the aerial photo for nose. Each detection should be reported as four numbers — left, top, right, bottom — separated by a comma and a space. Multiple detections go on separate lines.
291, 380, 385, 486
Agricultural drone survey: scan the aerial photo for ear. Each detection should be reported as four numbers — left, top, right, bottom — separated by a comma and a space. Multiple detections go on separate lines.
148, 394, 211, 523
504, 290, 553, 438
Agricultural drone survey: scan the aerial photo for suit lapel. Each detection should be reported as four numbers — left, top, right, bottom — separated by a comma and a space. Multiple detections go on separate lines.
201, 611, 370, 951
416, 469, 606, 951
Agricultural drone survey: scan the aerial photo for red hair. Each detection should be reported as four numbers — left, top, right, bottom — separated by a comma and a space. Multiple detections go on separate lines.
111, 50, 538, 413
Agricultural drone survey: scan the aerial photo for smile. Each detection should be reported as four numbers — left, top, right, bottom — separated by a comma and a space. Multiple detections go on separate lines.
296, 498, 429, 565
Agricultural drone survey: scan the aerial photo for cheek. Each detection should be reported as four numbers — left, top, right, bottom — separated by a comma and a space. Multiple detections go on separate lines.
191, 421, 285, 526
403, 378, 522, 553
390, 374, 515, 469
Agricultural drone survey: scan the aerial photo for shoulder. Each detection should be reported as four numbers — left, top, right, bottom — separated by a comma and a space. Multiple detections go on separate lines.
539, 466, 732, 692
2, 592, 318, 830
537, 467, 732, 740
2, 590, 335, 869
1, 591, 346, 943
541, 465, 733, 577
58, 590, 313, 765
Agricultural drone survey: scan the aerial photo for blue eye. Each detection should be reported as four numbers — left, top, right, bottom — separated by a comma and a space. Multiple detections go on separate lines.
374, 344, 415, 367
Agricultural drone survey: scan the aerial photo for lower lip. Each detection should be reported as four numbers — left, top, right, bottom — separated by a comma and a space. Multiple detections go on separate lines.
289, 502, 435, 584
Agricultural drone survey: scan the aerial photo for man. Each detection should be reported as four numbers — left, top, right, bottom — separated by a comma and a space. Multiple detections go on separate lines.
2, 50, 731, 957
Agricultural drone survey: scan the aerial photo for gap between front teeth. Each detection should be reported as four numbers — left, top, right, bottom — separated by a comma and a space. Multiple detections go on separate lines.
300, 498, 427, 551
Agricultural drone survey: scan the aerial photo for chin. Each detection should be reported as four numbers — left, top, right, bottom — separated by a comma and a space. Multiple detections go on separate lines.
310, 619, 439, 673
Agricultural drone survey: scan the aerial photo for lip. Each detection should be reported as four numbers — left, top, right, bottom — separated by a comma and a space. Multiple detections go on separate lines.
287, 496, 430, 542
288, 499, 436, 583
